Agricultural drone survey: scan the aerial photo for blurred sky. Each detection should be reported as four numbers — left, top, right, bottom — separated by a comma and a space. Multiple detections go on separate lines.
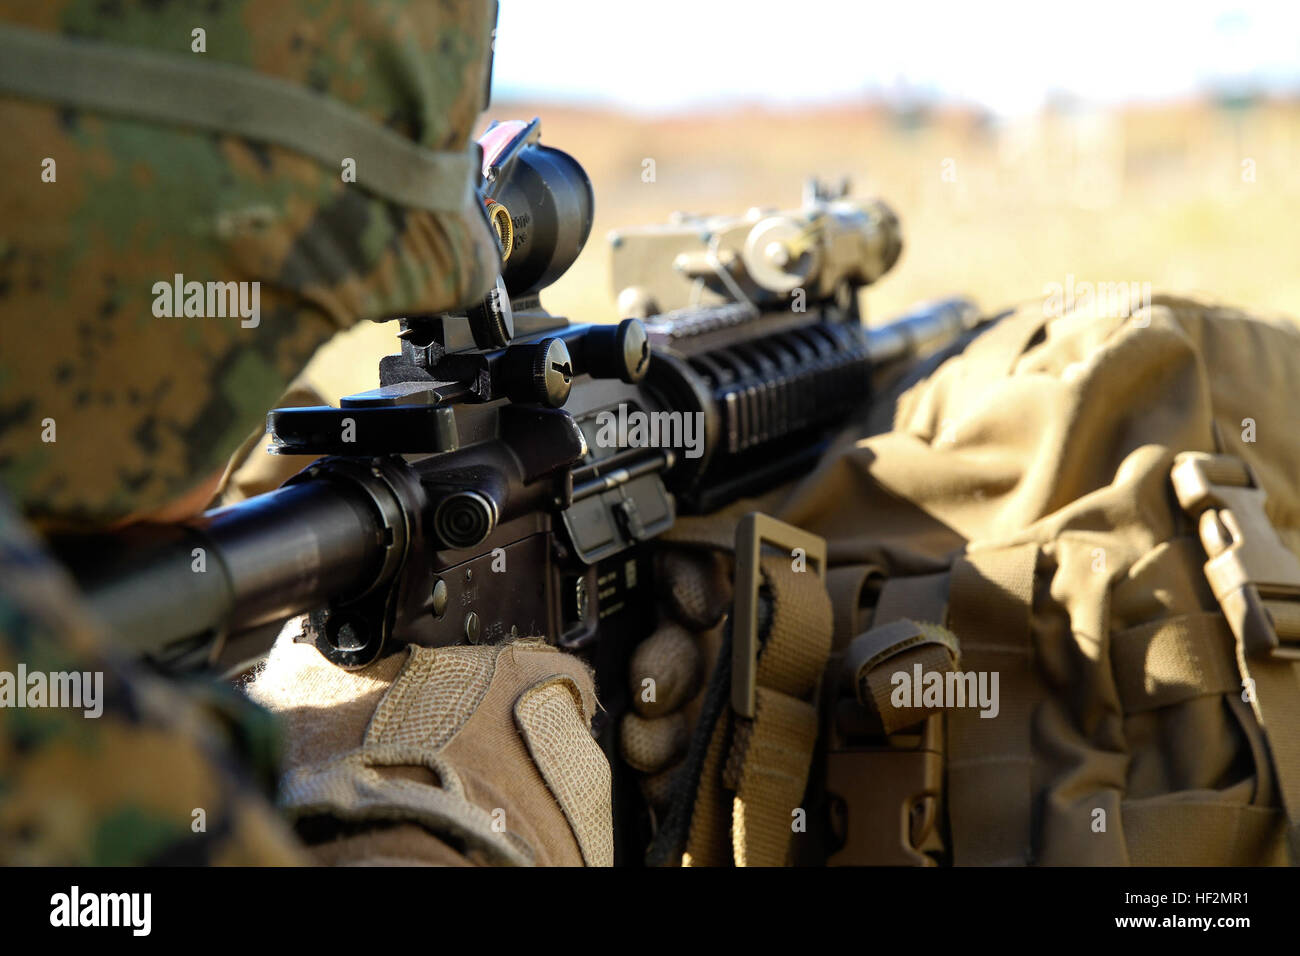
493, 0, 1300, 115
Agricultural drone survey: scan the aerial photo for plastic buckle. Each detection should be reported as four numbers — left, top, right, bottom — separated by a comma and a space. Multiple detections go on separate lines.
825, 715, 943, 866
1171, 452, 1300, 661
732, 512, 827, 718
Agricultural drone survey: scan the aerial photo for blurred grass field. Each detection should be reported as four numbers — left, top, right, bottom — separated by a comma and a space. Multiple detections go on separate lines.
306, 98, 1300, 396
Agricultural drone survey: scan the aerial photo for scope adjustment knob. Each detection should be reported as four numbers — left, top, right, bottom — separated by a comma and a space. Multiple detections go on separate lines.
584, 318, 651, 383
466, 276, 515, 348
500, 337, 574, 407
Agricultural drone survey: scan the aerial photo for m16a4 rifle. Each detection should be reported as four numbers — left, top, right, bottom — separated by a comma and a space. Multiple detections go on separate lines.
52, 118, 982, 840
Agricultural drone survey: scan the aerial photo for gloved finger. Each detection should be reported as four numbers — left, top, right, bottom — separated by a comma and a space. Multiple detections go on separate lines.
629, 621, 700, 718
657, 547, 732, 629
619, 711, 689, 774
640, 760, 685, 814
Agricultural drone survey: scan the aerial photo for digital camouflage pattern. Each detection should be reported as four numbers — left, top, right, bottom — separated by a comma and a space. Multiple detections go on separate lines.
0, 494, 305, 863
0, 0, 499, 865
0, 0, 499, 526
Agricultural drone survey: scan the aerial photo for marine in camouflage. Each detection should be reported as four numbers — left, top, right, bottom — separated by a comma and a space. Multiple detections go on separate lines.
0, 0, 500, 526
0, 494, 305, 863
0, 0, 500, 865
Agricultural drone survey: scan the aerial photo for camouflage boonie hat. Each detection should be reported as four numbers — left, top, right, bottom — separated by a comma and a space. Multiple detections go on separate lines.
0, 0, 501, 525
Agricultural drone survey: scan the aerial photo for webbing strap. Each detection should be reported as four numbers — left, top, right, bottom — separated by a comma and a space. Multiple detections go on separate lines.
845, 618, 959, 683
0, 23, 477, 214
1111, 612, 1240, 713
750, 551, 830, 700
1171, 452, 1300, 861
728, 685, 821, 865
662, 514, 740, 552
1246, 659, 1300, 860
826, 564, 879, 650
1122, 798, 1290, 866
844, 619, 961, 734
873, 571, 950, 628
945, 544, 1039, 865
671, 517, 832, 866
681, 698, 734, 866
731, 548, 830, 865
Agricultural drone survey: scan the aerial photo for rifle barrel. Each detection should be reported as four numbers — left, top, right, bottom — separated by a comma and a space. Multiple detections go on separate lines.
59, 479, 389, 661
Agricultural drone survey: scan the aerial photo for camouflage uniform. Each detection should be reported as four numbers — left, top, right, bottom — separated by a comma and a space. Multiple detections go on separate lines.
0, 495, 306, 863
0, 0, 499, 526
0, 1, 500, 864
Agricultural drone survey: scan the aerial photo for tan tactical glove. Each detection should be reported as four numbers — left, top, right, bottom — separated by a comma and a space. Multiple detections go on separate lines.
245, 621, 613, 866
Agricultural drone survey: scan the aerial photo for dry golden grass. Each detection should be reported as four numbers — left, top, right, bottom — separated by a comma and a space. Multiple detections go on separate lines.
306, 98, 1300, 396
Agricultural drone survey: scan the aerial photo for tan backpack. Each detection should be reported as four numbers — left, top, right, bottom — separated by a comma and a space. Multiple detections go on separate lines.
639, 293, 1300, 866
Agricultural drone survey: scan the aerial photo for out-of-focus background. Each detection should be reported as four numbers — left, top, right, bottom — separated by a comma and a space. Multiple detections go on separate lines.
308, 0, 1300, 391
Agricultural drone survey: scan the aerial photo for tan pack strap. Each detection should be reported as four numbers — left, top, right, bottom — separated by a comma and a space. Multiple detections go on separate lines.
1111, 612, 1240, 713
944, 543, 1039, 865
843, 619, 961, 734
1122, 798, 1290, 866
845, 618, 960, 683
662, 513, 748, 551
872, 571, 951, 628
1171, 452, 1300, 859
732, 514, 829, 717
826, 564, 881, 650
726, 681, 823, 865
677, 513, 833, 866
0, 23, 478, 215
681, 705, 736, 866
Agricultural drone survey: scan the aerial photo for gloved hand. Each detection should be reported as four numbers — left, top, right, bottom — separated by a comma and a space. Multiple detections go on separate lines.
245, 621, 613, 866
620, 546, 732, 819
